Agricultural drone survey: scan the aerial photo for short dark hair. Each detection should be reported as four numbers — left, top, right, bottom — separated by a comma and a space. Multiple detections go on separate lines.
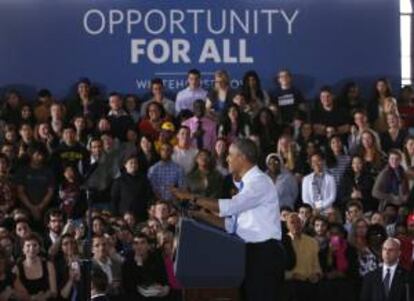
188, 69, 201, 77
38, 89, 52, 98
346, 200, 363, 212
232, 138, 258, 164
320, 86, 333, 94
150, 78, 164, 87
108, 91, 122, 99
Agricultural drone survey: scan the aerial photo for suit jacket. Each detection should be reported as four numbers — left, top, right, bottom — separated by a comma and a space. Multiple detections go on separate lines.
361, 265, 413, 301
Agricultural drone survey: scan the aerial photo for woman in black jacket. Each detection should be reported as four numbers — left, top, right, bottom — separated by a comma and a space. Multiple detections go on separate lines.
340, 155, 377, 212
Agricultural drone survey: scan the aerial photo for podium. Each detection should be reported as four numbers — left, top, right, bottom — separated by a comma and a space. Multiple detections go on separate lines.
174, 217, 245, 301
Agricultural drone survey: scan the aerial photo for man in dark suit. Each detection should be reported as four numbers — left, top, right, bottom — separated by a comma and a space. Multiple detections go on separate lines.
361, 238, 413, 301
91, 267, 110, 301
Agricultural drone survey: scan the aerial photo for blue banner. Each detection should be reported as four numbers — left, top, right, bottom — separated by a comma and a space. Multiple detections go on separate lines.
0, 0, 401, 100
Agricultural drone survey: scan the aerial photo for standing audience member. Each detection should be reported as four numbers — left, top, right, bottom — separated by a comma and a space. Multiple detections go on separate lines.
361, 238, 413, 301
175, 69, 207, 113
302, 153, 336, 214
286, 213, 322, 301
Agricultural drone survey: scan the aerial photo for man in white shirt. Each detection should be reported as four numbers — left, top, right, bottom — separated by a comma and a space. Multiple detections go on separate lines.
302, 153, 336, 214
361, 238, 413, 301
141, 78, 176, 117
172, 126, 198, 174
172, 138, 284, 301
175, 69, 207, 114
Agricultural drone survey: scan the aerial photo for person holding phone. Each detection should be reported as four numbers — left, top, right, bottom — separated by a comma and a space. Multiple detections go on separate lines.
54, 233, 84, 301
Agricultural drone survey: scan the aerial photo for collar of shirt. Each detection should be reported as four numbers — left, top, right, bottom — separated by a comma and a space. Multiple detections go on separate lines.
108, 109, 128, 117
49, 232, 59, 244
241, 165, 260, 184
382, 262, 398, 281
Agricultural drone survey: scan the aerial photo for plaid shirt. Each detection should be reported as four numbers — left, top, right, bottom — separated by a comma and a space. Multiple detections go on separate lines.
148, 160, 185, 201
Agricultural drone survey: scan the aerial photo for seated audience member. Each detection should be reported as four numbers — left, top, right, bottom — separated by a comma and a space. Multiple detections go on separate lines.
361, 238, 413, 301
111, 155, 154, 221
311, 86, 350, 137
148, 143, 185, 201
122, 234, 170, 300
206, 70, 235, 117
186, 149, 223, 199
286, 213, 322, 301
302, 153, 336, 214
372, 149, 409, 210
141, 78, 175, 117
14, 234, 57, 300
172, 126, 198, 174
272, 69, 305, 125
175, 69, 207, 114
265, 153, 298, 210
182, 99, 217, 151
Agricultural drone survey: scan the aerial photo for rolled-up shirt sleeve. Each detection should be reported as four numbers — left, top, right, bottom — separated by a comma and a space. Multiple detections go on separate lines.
218, 180, 265, 217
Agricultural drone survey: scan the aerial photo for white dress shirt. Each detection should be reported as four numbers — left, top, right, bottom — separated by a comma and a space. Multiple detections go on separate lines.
219, 166, 282, 243
175, 87, 207, 113
382, 262, 398, 289
302, 171, 336, 212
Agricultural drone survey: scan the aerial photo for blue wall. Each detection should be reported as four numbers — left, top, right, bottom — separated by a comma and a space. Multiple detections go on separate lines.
0, 0, 401, 101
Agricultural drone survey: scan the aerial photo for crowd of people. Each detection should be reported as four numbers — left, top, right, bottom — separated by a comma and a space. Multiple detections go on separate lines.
0, 68, 413, 301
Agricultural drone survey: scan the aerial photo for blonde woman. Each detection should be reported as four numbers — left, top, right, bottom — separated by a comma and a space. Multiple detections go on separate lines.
206, 70, 235, 117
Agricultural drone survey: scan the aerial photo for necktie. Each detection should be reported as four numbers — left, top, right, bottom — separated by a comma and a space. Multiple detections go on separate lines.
383, 268, 391, 297
196, 119, 204, 149
231, 181, 244, 234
